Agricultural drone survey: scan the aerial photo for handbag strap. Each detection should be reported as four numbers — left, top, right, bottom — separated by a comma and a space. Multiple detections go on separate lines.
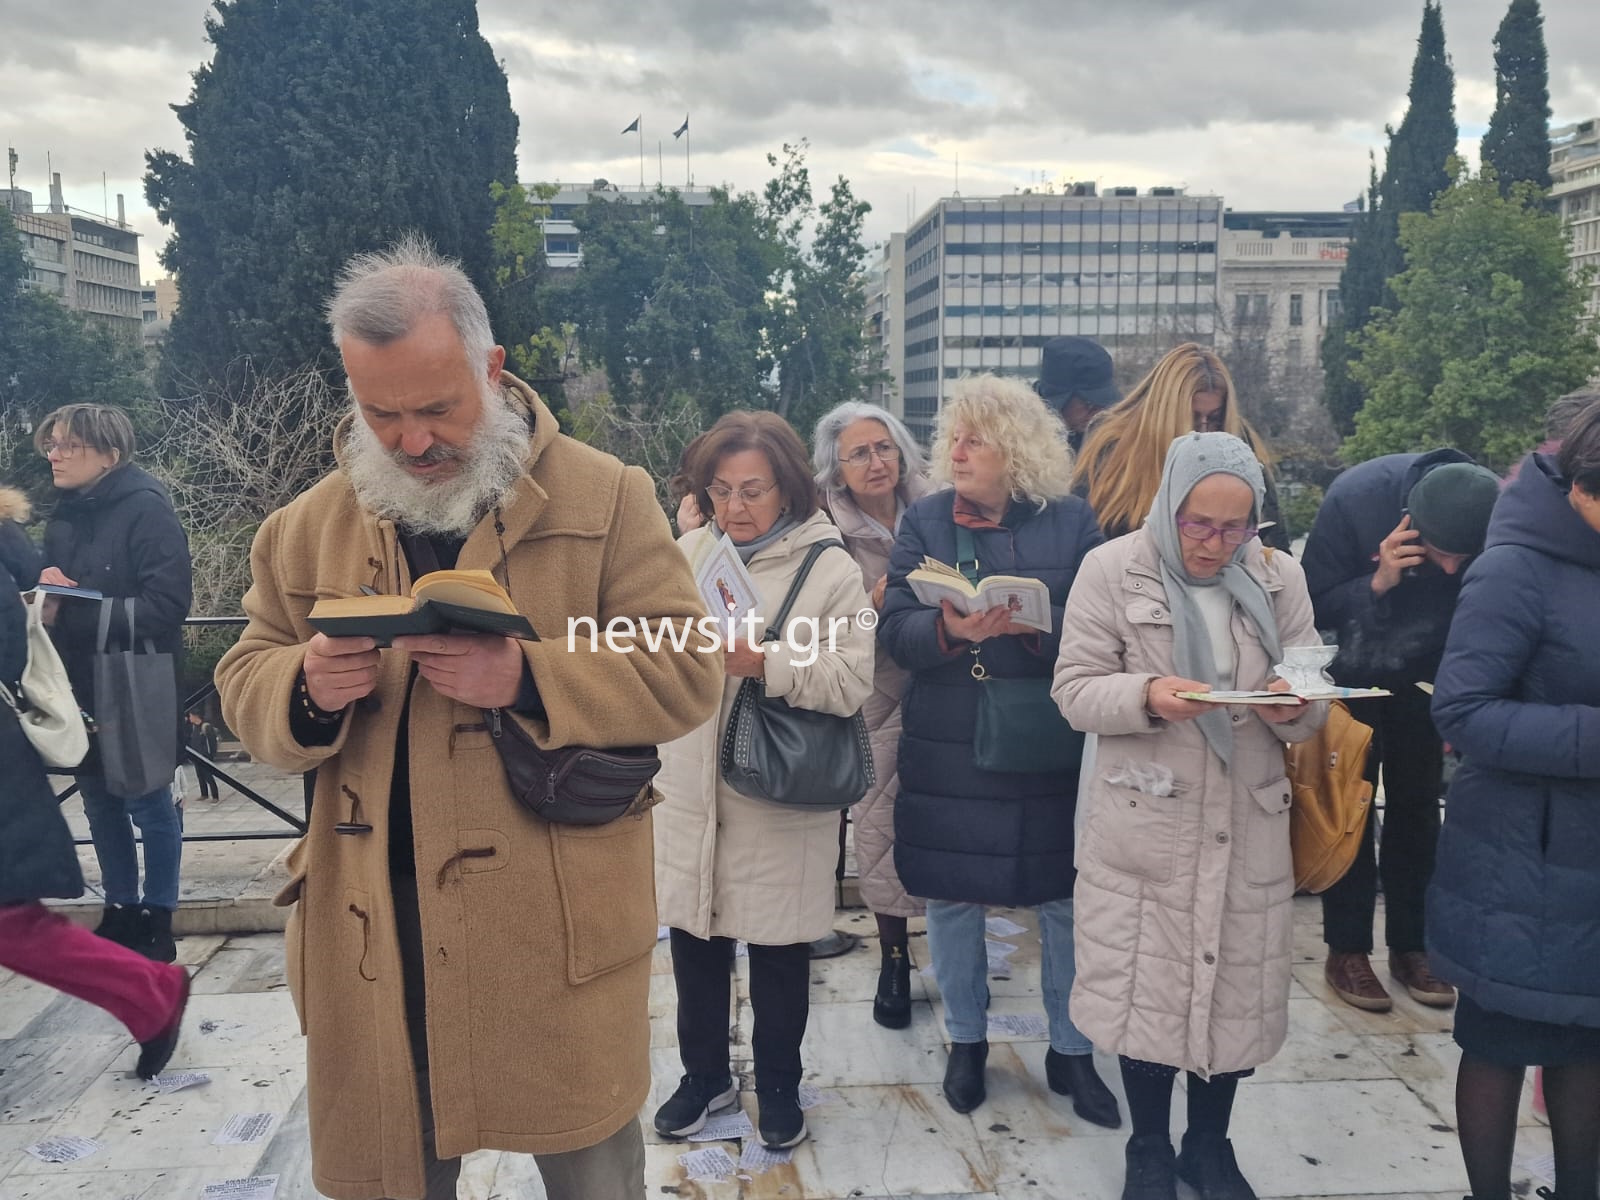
96, 598, 152, 655
954, 524, 980, 586
761, 539, 847, 645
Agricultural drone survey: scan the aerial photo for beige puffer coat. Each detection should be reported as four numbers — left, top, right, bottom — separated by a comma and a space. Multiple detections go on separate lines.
654, 513, 875, 945
1052, 529, 1326, 1077
821, 478, 936, 918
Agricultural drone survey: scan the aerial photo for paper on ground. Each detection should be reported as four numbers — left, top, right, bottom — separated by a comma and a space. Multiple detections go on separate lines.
985, 915, 1027, 938
687, 1109, 755, 1142
740, 1141, 794, 1173
678, 1146, 738, 1181
150, 1070, 212, 1094
656, 925, 670, 941
797, 1082, 830, 1110
988, 1012, 1051, 1038
986, 937, 1019, 978
201, 1177, 280, 1200
1518, 1153, 1556, 1183
213, 1112, 277, 1146
23, 1135, 102, 1164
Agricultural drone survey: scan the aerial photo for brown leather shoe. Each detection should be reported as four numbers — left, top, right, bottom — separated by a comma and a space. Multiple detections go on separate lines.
1325, 951, 1393, 1012
1388, 951, 1457, 1008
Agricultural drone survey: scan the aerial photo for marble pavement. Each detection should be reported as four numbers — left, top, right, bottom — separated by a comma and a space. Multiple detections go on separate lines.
0, 899, 1558, 1199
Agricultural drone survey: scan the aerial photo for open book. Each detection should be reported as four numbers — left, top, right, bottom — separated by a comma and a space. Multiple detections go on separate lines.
907, 557, 1053, 633
308, 570, 537, 646
1176, 686, 1392, 706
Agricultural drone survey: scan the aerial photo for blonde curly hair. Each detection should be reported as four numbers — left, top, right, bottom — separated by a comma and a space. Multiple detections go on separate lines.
931, 374, 1075, 509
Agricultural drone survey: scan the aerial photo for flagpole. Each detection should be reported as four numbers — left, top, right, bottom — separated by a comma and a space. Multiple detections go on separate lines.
657, 140, 663, 188
638, 121, 644, 189
686, 126, 692, 188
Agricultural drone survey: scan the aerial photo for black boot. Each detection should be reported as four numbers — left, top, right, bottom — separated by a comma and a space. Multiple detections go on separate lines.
1122, 1134, 1178, 1200
942, 1040, 988, 1113
94, 904, 139, 948
872, 944, 912, 1030
1046, 1048, 1123, 1128
136, 969, 191, 1080
137, 907, 178, 964
1176, 1131, 1257, 1200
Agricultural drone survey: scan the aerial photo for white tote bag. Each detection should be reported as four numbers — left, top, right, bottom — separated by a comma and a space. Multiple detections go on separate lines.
1, 593, 90, 769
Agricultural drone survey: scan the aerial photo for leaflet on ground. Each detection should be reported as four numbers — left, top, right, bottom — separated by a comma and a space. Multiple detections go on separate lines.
1175, 686, 1392, 706
906, 558, 1052, 633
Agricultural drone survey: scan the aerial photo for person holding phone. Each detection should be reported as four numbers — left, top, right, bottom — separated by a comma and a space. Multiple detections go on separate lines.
1299, 451, 1500, 1015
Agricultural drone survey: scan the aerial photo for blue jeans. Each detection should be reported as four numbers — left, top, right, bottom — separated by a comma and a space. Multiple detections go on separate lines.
925, 897, 1092, 1056
78, 776, 182, 911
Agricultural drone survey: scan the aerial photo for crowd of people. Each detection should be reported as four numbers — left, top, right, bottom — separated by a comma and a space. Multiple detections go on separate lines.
0, 239, 1595, 1200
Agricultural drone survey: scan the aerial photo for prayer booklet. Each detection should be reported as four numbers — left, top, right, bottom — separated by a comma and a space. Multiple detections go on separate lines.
906, 557, 1052, 632
1176, 686, 1391, 706
28, 584, 104, 600
693, 534, 760, 622
308, 570, 536, 646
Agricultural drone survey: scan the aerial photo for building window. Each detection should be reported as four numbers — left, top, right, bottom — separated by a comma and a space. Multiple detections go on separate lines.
1289, 293, 1303, 326
1235, 292, 1268, 326
1325, 289, 1343, 324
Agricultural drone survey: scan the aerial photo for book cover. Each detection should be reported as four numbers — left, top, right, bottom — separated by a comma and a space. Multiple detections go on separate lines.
29, 584, 104, 601
1176, 686, 1392, 706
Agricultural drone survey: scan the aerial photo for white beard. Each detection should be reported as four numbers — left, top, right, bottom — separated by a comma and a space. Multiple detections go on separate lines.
344, 386, 531, 537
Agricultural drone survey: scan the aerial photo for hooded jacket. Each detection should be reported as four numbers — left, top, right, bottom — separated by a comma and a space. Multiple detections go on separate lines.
1427, 454, 1600, 1028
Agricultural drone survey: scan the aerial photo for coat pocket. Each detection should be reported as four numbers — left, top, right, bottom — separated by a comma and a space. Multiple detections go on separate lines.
1245, 777, 1294, 888
1087, 778, 1184, 885
549, 812, 659, 985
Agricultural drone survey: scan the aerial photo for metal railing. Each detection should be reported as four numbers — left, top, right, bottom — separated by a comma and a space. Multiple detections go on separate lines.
57, 616, 309, 843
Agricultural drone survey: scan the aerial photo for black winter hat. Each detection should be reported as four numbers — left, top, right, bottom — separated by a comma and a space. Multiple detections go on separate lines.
1034, 336, 1120, 411
1406, 462, 1502, 555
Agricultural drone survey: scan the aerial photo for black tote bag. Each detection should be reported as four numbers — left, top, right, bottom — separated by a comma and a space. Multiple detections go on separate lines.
93, 599, 179, 800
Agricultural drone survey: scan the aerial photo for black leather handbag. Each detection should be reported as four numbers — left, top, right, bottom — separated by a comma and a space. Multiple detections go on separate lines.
488, 706, 661, 826
718, 540, 875, 811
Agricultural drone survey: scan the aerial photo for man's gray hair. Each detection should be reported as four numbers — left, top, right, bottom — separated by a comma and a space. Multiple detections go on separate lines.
326, 234, 496, 366
812, 401, 927, 490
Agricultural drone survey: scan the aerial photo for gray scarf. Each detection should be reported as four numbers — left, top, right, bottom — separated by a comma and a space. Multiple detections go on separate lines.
716, 513, 799, 563
1149, 433, 1282, 768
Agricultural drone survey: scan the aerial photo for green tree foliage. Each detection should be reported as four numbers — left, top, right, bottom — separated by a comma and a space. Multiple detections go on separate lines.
1323, 2, 1457, 435
1481, 0, 1552, 193
145, 0, 518, 389
488, 181, 573, 389
0, 209, 154, 503
1345, 166, 1598, 470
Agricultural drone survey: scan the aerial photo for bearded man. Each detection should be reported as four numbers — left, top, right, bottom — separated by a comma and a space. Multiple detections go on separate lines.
216, 238, 722, 1200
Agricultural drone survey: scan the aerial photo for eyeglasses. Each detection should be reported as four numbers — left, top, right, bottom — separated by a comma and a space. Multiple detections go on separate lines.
39, 440, 88, 459
706, 481, 780, 505
841, 442, 901, 468
1177, 519, 1258, 546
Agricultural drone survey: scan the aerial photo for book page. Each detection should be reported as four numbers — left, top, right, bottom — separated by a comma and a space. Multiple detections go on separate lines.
975, 577, 1052, 633
907, 572, 980, 615
1177, 686, 1391, 706
412, 572, 517, 614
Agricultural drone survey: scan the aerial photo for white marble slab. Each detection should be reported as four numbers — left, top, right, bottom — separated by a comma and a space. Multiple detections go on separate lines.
752, 994, 948, 1088
1367, 1031, 1543, 1128
1251, 997, 1396, 1084
0, 1166, 216, 1198
1291, 962, 1458, 1038
0, 1037, 129, 1126
147, 991, 304, 1073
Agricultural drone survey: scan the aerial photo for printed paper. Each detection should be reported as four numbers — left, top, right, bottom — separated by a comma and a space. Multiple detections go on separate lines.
23, 1135, 103, 1164
212, 1113, 277, 1146
740, 1141, 794, 1173
150, 1070, 212, 1095
797, 1082, 830, 1111
201, 1177, 280, 1200
694, 535, 760, 623
988, 1012, 1051, 1038
985, 915, 1027, 937
687, 1110, 755, 1142
678, 1146, 738, 1181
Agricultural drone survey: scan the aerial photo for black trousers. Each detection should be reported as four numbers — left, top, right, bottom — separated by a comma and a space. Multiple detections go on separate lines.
1321, 686, 1445, 954
670, 928, 810, 1093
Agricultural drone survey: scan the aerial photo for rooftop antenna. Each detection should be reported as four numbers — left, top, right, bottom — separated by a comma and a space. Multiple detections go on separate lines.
953, 151, 960, 198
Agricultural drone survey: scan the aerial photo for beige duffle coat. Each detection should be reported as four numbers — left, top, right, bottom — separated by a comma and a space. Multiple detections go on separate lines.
215, 380, 723, 1200
654, 512, 875, 945
820, 477, 936, 919
1052, 529, 1326, 1077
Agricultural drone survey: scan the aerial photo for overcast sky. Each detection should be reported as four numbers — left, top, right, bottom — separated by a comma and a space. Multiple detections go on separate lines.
3, 0, 1597, 281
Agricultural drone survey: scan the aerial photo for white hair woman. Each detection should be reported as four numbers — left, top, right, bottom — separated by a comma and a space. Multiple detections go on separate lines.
1053, 432, 1326, 1200
878, 375, 1118, 1124
812, 402, 933, 1030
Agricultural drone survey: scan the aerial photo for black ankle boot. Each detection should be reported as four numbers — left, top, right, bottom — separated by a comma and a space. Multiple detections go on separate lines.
1045, 1048, 1123, 1128
1176, 1131, 1257, 1200
872, 944, 912, 1030
137, 907, 178, 964
1123, 1134, 1178, 1200
94, 904, 139, 948
942, 1040, 988, 1113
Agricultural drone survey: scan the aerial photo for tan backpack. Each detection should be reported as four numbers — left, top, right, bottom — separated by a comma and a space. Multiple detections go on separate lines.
1286, 700, 1374, 894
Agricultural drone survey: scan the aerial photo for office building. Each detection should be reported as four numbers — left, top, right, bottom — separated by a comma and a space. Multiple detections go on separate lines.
1552, 118, 1600, 320
862, 233, 905, 416
536, 180, 718, 272
1218, 210, 1358, 374
4, 174, 143, 341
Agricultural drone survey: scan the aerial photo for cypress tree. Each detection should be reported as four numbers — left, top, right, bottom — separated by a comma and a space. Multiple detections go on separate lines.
1322, 1, 1457, 436
1481, 0, 1552, 193
145, 0, 518, 391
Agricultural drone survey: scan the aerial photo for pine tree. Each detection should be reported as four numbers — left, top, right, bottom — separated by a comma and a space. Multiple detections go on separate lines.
1481, 0, 1552, 193
1322, 1, 1457, 436
145, 0, 518, 391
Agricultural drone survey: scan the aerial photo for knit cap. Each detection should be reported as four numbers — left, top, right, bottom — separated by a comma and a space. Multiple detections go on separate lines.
1406, 462, 1501, 555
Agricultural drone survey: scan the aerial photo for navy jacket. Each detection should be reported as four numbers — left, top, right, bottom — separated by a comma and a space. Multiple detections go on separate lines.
1427, 454, 1600, 1029
1300, 449, 1476, 687
878, 490, 1102, 906
0, 518, 85, 904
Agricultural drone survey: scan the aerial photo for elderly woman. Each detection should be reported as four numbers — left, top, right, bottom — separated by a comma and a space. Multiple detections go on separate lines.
878, 375, 1116, 1123
1073, 343, 1288, 550
35, 404, 192, 963
812, 401, 935, 1030
654, 410, 874, 1151
1054, 433, 1326, 1200
1427, 399, 1600, 1200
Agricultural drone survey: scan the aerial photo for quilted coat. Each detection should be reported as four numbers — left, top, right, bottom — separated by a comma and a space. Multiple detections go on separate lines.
1427, 453, 1600, 1029
1053, 528, 1325, 1076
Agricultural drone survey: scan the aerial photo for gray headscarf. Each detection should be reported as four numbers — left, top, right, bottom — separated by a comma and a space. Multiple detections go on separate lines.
1149, 433, 1282, 768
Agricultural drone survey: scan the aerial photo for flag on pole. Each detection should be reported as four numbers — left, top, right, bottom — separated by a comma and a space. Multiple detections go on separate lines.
621, 115, 640, 135
673, 115, 689, 139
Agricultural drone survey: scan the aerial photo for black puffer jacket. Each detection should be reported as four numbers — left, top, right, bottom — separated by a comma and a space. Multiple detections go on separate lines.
0, 488, 84, 904
879, 490, 1102, 906
41, 463, 192, 738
